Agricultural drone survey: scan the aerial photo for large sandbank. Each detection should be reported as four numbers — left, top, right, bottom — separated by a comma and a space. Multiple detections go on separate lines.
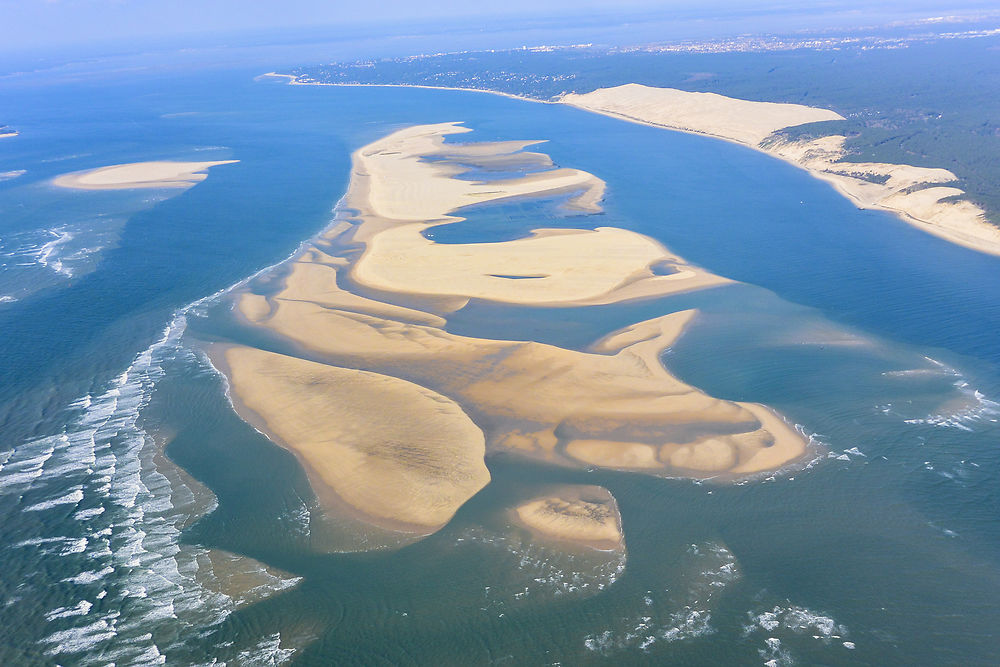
561, 83, 1000, 256
350, 122, 729, 306
217, 123, 809, 548
53, 160, 238, 190
218, 344, 489, 533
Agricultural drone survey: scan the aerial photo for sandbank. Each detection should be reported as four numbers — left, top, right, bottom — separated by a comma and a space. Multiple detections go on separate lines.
52, 159, 238, 190
513, 485, 624, 551
219, 344, 490, 532
349, 122, 729, 306
236, 126, 808, 482
213, 123, 810, 549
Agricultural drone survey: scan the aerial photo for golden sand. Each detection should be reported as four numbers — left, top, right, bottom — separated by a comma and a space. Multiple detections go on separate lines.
53, 160, 238, 190
240, 261, 805, 477
513, 485, 623, 551
221, 345, 490, 532
215, 123, 809, 547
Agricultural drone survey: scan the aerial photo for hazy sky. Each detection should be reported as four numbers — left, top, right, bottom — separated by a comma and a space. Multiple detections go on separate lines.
1, 0, 688, 49
2, 0, 996, 52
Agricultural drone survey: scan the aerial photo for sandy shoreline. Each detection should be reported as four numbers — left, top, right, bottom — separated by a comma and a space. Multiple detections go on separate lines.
272, 75, 1000, 256
53, 159, 238, 190
561, 84, 1000, 257
211, 122, 811, 550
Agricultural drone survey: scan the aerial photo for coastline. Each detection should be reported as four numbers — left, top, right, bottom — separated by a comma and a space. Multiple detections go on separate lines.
559, 86, 1000, 258
269, 74, 1000, 257
259, 72, 551, 106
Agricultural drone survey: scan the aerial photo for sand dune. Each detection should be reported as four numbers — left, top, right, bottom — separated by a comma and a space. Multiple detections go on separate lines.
53, 160, 238, 190
562, 84, 1000, 256
561, 83, 843, 146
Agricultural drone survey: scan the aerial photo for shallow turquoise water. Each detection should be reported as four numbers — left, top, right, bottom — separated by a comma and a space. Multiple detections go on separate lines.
1, 66, 999, 665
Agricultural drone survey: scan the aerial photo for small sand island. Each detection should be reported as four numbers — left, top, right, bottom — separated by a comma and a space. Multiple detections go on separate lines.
0, 125, 17, 138
53, 159, 238, 190
513, 485, 624, 551
212, 123, 809, 549
561, 84, 1000, 256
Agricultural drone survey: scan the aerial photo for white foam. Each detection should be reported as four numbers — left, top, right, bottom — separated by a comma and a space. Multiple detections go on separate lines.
0, 169, 26, 181
45, 600, 94, 621
456, 525, 625, 602
23, 486, 85, 511
73, 506, 106, 521
63, 566, 115, 585
903, 378, 1000, 431
583, 541, 737, 653
743, 602, 849, 661
42, 618, 117, 656
5, 203, 342, 664
236, 633, 297, 665
5, 311, 299, 664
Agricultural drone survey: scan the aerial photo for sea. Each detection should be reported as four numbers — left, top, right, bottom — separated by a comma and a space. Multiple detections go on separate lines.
2, 47, 1000, 666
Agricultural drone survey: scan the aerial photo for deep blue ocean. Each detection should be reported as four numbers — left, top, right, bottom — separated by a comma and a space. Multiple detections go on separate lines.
1, 60, 999, 665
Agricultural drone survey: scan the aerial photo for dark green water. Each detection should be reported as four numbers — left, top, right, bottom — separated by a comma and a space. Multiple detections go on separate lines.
1, 64, 999, 666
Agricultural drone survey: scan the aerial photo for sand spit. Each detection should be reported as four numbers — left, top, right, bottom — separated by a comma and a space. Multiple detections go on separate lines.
221, 345, 490, 532
218, 123, 808, 548
513, 485, 624, 551
53, 160, 238, 190
562, 84, 1000, 256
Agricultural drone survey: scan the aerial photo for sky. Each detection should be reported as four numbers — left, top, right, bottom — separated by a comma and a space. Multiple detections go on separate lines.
2, 0, 998, 53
